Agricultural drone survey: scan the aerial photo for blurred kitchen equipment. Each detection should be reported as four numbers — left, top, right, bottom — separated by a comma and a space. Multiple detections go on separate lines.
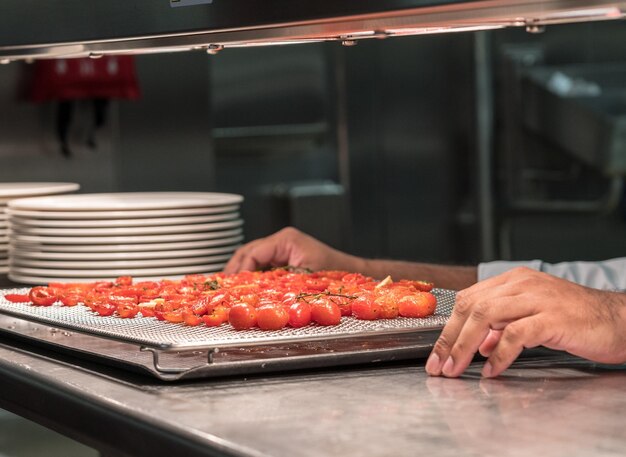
523, 63, 626, 177
493, 46, 626, 260
271, 181, 349, 249
29, 56, 140, 157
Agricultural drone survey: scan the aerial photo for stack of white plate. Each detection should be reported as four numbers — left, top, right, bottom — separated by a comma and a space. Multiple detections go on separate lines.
7, 192, 244, 285
0, 183, 80, 280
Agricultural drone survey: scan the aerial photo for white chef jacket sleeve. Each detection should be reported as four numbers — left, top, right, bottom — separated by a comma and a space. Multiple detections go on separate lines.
478, 258, 626, 290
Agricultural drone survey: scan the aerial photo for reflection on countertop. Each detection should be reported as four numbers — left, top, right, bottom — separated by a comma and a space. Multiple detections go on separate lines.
0, 341, 624, 457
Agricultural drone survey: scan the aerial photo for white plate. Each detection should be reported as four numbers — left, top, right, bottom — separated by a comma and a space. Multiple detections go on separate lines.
10, 253, 233, 269
8, 192, 243, 212
8, 271, 223, 285
6, 205, 241, 220
10, 235, 244, 253
10, 244, 239, 261
11, 228, 243, 245
10, 262, 227, 278
0, 182, 79, 200
9, 212, 240, 228
10, 219, 243, 237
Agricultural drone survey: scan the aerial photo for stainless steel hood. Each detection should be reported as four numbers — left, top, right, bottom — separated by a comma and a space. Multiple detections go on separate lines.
1, 0, 625, 62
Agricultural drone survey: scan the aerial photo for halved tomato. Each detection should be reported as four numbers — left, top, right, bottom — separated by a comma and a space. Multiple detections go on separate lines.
29, 286, 57, 306
4, 293, 31, 303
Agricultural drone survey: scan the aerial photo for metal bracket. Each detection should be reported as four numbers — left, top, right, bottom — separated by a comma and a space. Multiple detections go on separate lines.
140, 347, 219, 374
170, 0, 213, 7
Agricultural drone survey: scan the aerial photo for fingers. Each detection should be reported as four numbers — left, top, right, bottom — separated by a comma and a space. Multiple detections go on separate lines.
223, 249, 243, 274
478, 330, 502, 357
223, 227, 306, 274
426, 294, 538, 377
482, 315, 547, 377
223, 236, 275, 273
224, 244, 249, 274
224, 238, 284, 273
425, 268, 546, 377
238, 242, 280, 272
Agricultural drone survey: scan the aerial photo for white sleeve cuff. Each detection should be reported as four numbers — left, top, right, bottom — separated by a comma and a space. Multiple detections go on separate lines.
478, 258, 626, 290
478, 260, 543, 281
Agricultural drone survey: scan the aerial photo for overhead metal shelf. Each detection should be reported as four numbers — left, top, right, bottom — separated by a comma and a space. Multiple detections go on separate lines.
0, 0, 625, 62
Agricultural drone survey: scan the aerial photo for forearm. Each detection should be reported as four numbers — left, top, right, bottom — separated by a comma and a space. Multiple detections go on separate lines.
340, 254, 477, 290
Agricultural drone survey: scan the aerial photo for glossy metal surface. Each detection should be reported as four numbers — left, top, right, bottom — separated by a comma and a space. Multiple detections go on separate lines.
0, 338, 624, 457
0, 1, 625, 61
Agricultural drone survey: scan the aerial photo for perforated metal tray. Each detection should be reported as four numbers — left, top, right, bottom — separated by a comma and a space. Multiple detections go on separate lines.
0, 287, 455, 381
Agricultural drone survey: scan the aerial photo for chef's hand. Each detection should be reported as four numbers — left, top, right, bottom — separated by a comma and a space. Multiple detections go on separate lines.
224, 227, 357, 274
425, 267, 626, 378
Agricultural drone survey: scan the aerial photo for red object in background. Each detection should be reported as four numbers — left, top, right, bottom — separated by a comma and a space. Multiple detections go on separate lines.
30, 56, 140, 102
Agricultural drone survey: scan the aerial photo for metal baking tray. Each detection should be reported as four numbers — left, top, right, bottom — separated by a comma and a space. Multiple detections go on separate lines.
0, 287, 455, 381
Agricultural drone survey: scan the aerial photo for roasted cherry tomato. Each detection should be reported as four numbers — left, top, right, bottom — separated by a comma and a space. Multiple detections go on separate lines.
93, 281, 114, 291
138, 303, 156, 318
228, 303, 258, 330
59, 294, 81, 307
398, 292, 437, 318
412, 280, 434, 292
182, 308, 202, 326
330, 296, 353, 316
202, 305, 229, 327
94, 302, 116, 316
210, 291, 232, 308
342, 273, 368, 284
29, 286, 57, 306
375, 294, 399, 319
310, 298, 341, 326
256, 304, 289, 330
238, 293, 260, 307
4, 293, 31, 303
163, 310, 184, 323
115, 276, 133, 286
191, 297, 211, 316
351, 295, 380, 320
117, 303, 139, 319
108, 295, 138, 307
288, 302, 312, 328
281, 291, 298, 307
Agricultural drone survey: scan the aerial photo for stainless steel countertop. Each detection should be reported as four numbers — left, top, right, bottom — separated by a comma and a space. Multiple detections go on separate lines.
0, 339, 624, 457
